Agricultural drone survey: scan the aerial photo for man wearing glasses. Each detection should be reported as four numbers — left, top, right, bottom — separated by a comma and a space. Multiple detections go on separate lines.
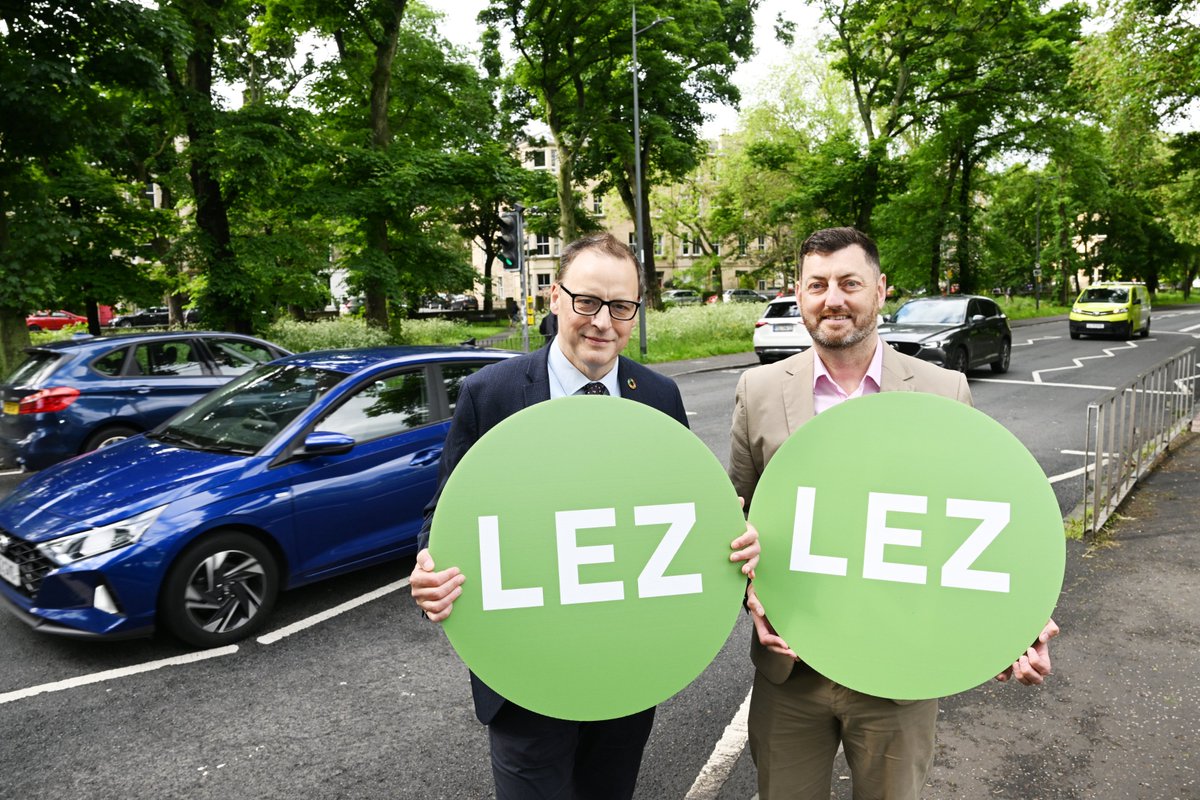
410, 232, 759, 799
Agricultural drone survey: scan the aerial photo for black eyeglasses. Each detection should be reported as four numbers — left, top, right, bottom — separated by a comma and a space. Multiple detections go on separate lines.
558, 285, 642, 321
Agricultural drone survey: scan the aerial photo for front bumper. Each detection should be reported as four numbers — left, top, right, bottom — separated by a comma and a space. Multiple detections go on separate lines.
1069, 319, 1128, 336
0, 532, 157, 639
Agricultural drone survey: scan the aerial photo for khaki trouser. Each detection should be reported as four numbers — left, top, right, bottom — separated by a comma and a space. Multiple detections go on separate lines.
748, 667, 938, 800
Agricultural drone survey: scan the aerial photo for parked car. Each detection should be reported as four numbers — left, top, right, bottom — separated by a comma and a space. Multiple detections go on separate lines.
879, 295, 1011, 374
662, 289, 702, 306
448, 294, 479, 311
1068, 282, 1151, 339
721, 288, 766, 303
110, 307, 200, 328
1, 331, 290, 470
26, 310, 87, 332
0, 346, 515, 645
753, 297, 813, 363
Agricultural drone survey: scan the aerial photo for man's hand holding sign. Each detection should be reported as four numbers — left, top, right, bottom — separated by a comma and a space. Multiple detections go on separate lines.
742, 392, 1063, 699
418, 396, 755, 720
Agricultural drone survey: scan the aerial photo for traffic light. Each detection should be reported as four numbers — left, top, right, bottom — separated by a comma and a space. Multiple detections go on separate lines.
497, 210, 520, 271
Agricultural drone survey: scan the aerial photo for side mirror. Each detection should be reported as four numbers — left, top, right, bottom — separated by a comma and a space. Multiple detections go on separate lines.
301, 431, 355, 457
1132, 297, 1141, 305
970, 314, 986, 324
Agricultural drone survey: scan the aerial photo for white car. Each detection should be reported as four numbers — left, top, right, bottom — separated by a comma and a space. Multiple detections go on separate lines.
662, 289, 702, 306
752, 297, 812, 363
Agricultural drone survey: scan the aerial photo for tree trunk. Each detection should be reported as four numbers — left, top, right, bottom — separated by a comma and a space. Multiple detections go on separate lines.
928, 155, 960, 294
955, 151, 974, 295
554, 139, 579, 244
360, 0, 407, 330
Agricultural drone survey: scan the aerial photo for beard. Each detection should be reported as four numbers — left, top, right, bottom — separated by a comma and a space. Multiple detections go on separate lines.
805, 306, 878, 350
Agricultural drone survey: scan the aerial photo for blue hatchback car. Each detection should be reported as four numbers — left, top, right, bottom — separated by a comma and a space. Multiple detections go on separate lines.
1, 331, 290, 470
0, 346, 515, 646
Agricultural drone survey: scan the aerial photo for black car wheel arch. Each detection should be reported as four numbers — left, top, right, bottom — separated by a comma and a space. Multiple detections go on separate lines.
990, 340, 1011, 374
160, 531, 279, 647
82, 424, 139, 454
945, 346, 968, 373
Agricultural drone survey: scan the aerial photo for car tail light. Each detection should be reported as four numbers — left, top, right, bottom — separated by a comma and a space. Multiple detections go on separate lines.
755, 321, 769, 328
18, 387, 81, 414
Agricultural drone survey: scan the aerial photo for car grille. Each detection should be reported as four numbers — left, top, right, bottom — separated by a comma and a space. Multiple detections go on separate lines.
885, 341, 922, 357
0, 527, 52, 598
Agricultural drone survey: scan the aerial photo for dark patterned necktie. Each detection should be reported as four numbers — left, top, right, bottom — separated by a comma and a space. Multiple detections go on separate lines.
581, 382, 609, 396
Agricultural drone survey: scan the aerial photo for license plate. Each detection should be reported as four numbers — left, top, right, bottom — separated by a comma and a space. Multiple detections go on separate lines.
1086, 323, 1104, 329
0, 554, 19, 587
773, 324, 794, 332
2, 401, 17, 415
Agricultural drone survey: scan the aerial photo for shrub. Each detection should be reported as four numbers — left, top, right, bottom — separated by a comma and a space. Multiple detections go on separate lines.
264, 317, 392, 353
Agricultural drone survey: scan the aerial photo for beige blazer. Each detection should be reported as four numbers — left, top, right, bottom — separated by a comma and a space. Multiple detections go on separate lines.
728, 343, 974, 684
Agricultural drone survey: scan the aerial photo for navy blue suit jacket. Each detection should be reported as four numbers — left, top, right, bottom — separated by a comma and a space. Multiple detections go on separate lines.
418, 345, 689, 724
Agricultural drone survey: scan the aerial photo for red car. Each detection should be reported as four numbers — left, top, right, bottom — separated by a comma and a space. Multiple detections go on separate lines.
25, 310, 88, 331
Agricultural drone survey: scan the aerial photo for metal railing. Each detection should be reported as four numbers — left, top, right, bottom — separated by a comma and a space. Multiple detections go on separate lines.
1082, 347, 1198, 537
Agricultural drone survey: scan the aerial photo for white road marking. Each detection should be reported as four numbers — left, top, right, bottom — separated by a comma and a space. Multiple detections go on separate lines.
256, 577, 411, 645
0, 469, 24, 477
1182, 322, 1200, 332
686, 689, 753, 799
1154, 329, 1200, 337
0, 645, 238, 705
1031, 340, 1141, 384
971, 378, 1116, 391
1012, 335, 1062, 347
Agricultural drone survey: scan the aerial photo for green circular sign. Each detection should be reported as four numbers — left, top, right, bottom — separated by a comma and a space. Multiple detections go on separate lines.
750, 392, 1064, 700
431, 396, 747, 721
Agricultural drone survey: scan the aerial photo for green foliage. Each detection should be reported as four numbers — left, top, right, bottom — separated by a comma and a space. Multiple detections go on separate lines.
263, 317, 393, 352
623, 303, 763, 362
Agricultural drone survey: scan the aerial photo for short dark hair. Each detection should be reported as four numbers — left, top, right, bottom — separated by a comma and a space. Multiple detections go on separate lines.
799, 227, 881, 276
557, 233, 644, 297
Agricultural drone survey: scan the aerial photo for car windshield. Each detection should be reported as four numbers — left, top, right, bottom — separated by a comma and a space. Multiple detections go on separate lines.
149, 363, 347, 456
764, 301, 800, 319
1079, 287, 1128, 303
3, 350, 63, 387
893, 299, 968, 325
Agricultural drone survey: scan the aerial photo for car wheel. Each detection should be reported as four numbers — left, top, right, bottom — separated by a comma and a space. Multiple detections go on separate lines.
117, 319, 133, 327
82, 424, 139, 453
1139, 318, 1150, 338
945, 347, 968, 374
160, 531, 278, 647
27, 324, 42, 332
990, 340, 1011, 374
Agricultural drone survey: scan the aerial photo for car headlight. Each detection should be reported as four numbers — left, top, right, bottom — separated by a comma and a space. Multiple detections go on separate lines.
37, 506, 166, 566
925, 339, 946, 349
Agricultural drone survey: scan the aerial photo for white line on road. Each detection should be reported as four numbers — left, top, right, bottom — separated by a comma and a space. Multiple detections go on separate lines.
1012, 335, 1062, 347
0, 469, 24, 477
686, 688, 753, 800
256, 577, 411, 645
971, 378, 1116, 390
0, 645, 238, 705
1031, 340, 1141, 384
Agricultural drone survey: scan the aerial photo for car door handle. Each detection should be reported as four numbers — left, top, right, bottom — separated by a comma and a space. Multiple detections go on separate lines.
410, 447, 442, 467
134, 386, 152, 394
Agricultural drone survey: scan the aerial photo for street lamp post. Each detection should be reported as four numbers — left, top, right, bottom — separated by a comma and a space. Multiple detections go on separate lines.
632, 5, 671, 358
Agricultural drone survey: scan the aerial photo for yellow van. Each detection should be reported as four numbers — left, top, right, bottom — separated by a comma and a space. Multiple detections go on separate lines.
1069, 282, 1151, 339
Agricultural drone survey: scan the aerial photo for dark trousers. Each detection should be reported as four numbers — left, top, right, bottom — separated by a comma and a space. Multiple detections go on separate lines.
488, 703, 655, 800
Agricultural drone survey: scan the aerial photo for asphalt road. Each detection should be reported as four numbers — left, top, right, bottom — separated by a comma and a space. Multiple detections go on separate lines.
1, 309, 1198, 799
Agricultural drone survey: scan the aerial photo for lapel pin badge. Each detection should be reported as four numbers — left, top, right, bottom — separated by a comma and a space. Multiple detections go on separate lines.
627, 378, 637, 390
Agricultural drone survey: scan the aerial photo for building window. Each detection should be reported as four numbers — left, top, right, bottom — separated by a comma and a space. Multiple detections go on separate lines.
528, 149, 547, 169
757, 235, 766, 253
712, 241, 721, 256
535, 234, 551, 256
536, 273, 551, 290
681, 234, 692, 256
593, 193, 604, 215
738, 236, 747, 256
628, 231, 638, 254
654, 234, 664, 256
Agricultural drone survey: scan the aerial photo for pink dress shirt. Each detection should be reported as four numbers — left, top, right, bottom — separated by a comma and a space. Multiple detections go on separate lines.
812, 340, 884, 416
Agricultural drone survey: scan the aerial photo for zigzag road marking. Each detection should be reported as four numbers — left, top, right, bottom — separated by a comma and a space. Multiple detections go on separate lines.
1031, 339, 1142, 384
1013, 335, 1062, 348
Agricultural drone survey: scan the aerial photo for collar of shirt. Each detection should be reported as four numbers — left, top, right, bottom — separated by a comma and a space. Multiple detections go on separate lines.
812, 339, 883, 415
548, 338, 621, 398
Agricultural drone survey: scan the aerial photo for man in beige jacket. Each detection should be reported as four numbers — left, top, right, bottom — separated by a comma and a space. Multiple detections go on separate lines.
729, 227, 1058, 800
